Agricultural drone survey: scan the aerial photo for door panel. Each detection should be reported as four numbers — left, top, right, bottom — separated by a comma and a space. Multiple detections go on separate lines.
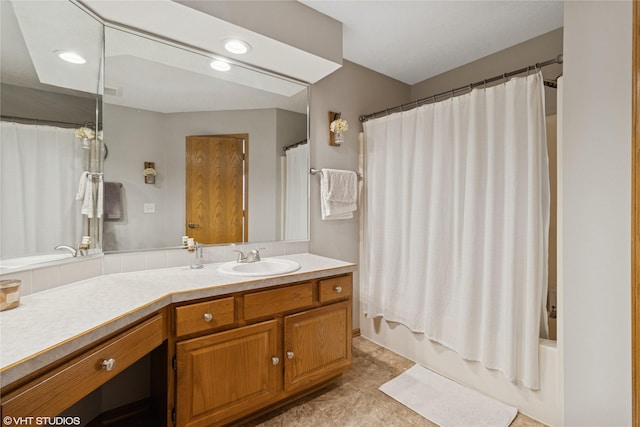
175, 320, 280, 427
185, 135, 247, 244
283, 301, 352, 393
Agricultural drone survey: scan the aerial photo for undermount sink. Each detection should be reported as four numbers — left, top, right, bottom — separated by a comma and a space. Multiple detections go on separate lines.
217, 258, 301, 277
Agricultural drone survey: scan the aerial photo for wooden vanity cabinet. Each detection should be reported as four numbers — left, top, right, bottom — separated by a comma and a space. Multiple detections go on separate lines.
172, 273, 352, 427
1, 313, 166, 421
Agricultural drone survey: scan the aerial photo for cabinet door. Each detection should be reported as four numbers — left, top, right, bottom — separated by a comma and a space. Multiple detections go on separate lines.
176, 319, 280, 427
283, 300, 352, 393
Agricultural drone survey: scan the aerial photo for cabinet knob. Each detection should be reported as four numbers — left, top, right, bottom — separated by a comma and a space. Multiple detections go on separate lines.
286, 351, 294, 359
203, 313, 213, 322
101, 358, 116, 371
334, 286, 342, 293
271, 357, 280, 365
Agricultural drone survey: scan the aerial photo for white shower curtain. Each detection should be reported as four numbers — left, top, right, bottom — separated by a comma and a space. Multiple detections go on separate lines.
0, 122, 84, 259
284, 143, 309, 240
362, 72, 549, 389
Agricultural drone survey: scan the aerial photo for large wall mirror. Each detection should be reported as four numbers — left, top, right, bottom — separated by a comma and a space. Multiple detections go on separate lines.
0, 0, 310, 271
103, 26, 309, 252
0, 0, 103, 269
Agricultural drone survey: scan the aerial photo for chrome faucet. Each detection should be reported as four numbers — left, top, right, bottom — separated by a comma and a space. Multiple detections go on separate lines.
233, 248, 265, 263
233, 250, 248, 263
55, 245, 78, 257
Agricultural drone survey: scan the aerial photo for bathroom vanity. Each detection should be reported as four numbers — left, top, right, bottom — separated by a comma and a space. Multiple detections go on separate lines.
0, 254, 355, 427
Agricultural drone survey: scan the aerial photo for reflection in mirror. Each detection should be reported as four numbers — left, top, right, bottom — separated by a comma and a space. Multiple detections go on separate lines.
103, 27, 309, 252
0, 1, 103, 270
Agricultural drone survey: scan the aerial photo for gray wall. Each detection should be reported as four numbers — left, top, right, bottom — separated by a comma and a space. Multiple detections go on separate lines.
1, 83, 98, 125
309, 60, 410, 328
103, 104, 304, 251
411, 28, 563, 116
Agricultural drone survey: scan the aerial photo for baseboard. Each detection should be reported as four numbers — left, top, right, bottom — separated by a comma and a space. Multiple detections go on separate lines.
352, 328, 361, 337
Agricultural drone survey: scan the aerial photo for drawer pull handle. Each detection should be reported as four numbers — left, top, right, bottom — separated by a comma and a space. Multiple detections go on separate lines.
203, 313, 213, 322
102, 358, 116, 372
286, 351, 294, 359
334, 286, 342, 293
272, 357, 280, 365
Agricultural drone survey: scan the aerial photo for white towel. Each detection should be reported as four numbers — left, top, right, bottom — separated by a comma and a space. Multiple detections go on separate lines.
96, 176, 104, 218
76, 172, 103, 218
320, 168, 358, 220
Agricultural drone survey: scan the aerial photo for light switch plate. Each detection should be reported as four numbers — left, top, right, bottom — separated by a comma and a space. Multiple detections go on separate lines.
143, 203, 155, 213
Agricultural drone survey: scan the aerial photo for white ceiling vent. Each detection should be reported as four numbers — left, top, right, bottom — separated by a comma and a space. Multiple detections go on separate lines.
104, 86, 122, 97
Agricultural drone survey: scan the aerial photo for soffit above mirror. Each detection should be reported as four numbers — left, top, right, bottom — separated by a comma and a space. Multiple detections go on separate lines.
2, 1, 102, 95
104, 28, 308, 113
80, 0, 342, 84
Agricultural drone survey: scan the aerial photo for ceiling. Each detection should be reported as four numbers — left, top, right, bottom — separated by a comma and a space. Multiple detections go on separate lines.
2, 0, 564, 114
300, 1, 564, 85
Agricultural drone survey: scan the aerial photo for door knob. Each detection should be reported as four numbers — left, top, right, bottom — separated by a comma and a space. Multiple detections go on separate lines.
188, 222, 200, 229
286, 351, 294, 359
272, 357, 280, 365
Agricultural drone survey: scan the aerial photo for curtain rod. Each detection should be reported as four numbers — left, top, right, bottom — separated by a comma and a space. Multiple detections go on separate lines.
359, 54, 563, 123
0, 115, 93, 129
283, 139, 308, 152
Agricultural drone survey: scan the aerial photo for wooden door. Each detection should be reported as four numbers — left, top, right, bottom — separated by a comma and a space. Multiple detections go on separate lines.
175, 320, 280, 427
185, 134, 247, 244
283, 301, 352, 393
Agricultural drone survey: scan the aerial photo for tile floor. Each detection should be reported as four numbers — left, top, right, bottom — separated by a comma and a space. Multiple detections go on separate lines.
244, 336, 547, 427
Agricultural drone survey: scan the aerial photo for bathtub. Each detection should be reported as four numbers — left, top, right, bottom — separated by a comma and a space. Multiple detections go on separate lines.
0, 253, 74, 272
360, 315, 561, 426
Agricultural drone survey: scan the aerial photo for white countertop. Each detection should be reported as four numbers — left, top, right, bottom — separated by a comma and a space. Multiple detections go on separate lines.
0, 253, 356, 388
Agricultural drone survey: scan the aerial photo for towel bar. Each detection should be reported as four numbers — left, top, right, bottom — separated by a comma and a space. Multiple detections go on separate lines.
309, 168, 362, 180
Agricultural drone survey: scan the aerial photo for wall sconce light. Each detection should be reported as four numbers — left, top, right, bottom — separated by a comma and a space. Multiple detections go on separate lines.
144, 162, 156, 184
329, 111, 349, 146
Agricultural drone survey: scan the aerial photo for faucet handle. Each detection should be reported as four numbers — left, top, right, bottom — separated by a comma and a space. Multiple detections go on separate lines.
233, 250, 247, 263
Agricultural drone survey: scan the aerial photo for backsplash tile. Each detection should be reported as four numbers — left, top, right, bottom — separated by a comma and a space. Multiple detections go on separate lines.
285, 241, 310, 254
167, 249, 188, 268
32, 265, 61, 293
103, 255, 122, 275
0, 270, 33, 297
15, 240, 310, 295
203, 245, 224, 263
121, 253, 146, 273
145, 251, 168, 270
60, 258, 102, 285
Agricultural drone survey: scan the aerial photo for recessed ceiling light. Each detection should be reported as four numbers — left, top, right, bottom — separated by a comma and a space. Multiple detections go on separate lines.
210, 60, 231, 72
55, 50, 86, 64
224, 39, 251, 55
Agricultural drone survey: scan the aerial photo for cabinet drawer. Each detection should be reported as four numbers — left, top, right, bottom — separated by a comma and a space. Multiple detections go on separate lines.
175, 297, 235, 337
1, 314, 164, 419
318, 275, 352, 303
243, 283, 313, 321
